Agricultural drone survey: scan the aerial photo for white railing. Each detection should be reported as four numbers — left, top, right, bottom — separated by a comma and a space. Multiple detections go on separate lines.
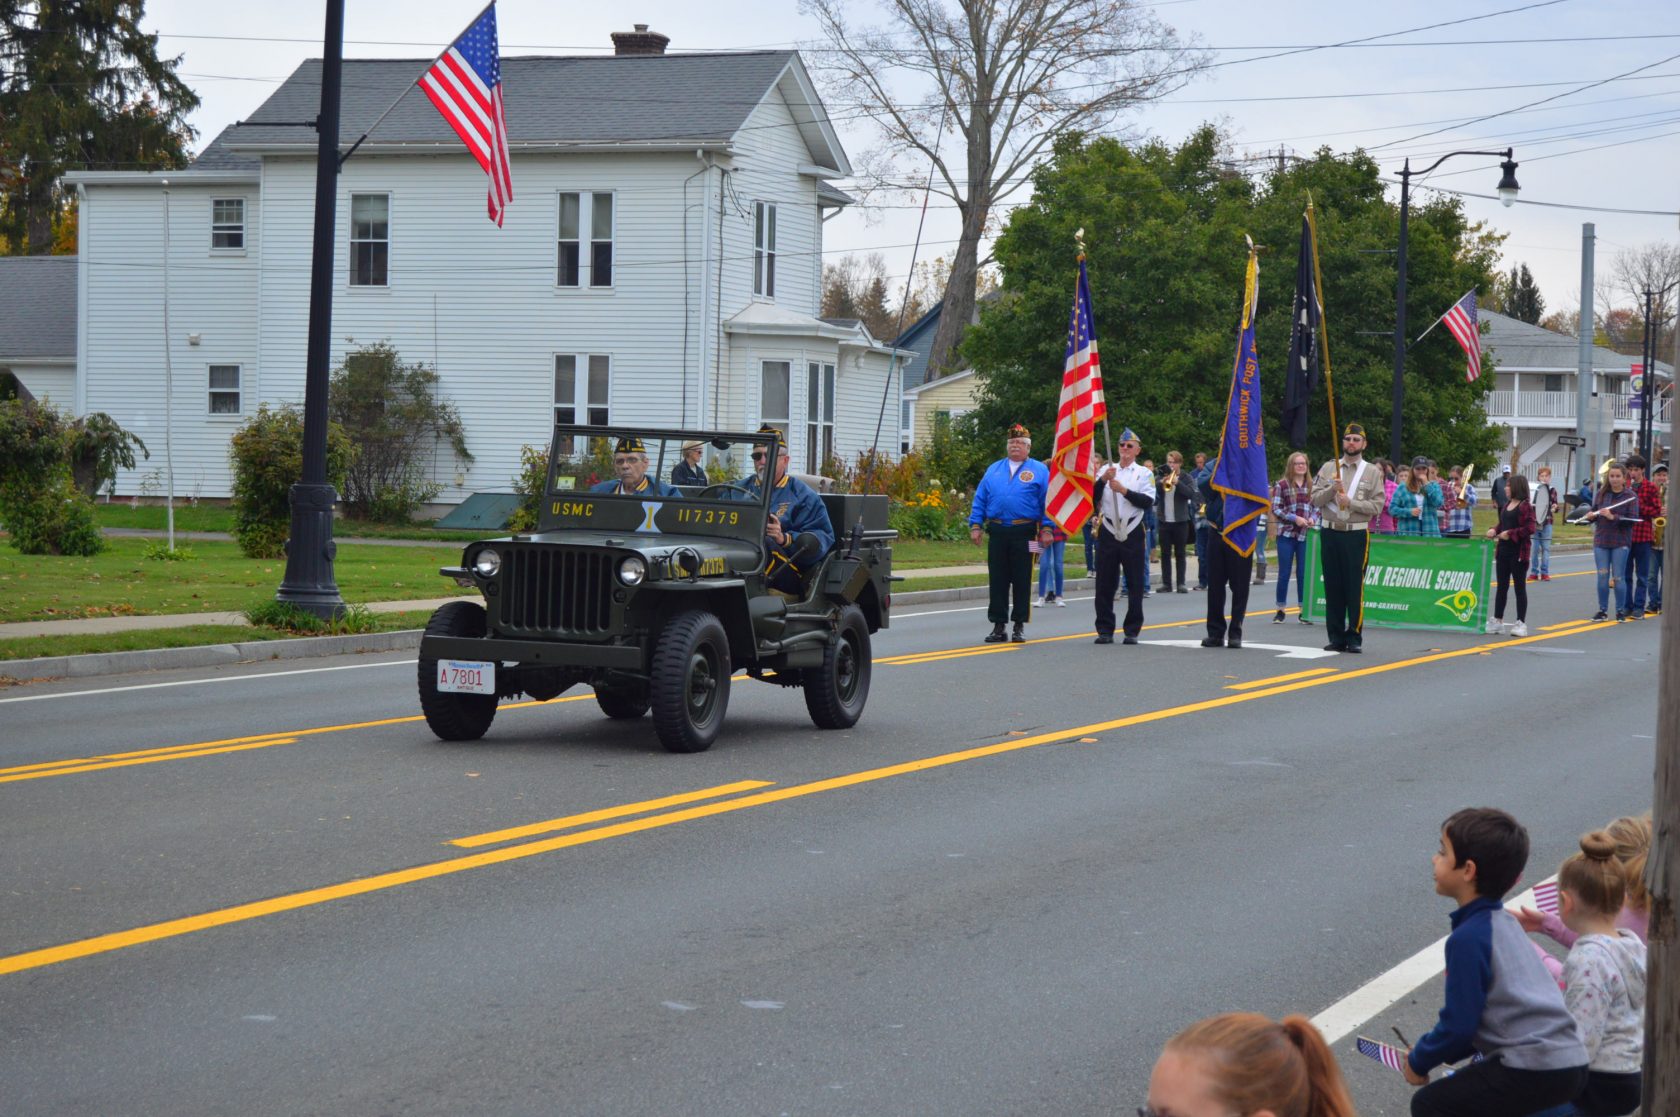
1484, 390, 1669, 426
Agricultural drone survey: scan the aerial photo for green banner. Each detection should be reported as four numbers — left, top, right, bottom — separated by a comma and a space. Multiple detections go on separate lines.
1301, 532, 1494, 632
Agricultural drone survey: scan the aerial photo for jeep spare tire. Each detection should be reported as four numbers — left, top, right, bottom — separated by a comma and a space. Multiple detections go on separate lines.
417, 601, 498, 741
803, 604, 871, 730
650, 610, 731, 753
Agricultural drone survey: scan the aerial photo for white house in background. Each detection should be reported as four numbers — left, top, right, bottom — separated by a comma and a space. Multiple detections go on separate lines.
62, 26, 911, 502
1479, 310, 1672, 486
0, 257, 77, 407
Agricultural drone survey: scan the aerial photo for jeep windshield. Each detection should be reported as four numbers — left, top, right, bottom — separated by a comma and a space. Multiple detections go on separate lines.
538, 425, 775, 543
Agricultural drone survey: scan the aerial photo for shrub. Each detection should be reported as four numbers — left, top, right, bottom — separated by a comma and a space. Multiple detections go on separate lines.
143, 540, 196, 561
0, 400, 104, 555
245, 600, 377, 634
507, 443, 549, 533
68, 412, 148, 498
228, 404, 352, 558
328, 343, 472, 522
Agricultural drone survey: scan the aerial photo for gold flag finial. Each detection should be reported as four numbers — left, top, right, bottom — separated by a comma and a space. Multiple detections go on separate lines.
1075, 227, 1087, 258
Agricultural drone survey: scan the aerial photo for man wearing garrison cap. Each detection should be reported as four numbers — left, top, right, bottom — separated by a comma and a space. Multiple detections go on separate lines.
737, 425, 834, 595
1090, 427, 1155, 645
968, 423, 1055, 643
1310, 422, 1387, 654
592, 436, 680, 496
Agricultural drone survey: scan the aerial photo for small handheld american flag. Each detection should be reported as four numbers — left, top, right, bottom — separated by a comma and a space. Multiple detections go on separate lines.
418, 2, 514, 225
1356, 1036, 1408, 1073
1531, 880, 1560, 916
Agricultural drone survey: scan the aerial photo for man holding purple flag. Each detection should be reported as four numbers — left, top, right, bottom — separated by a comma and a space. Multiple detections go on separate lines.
1202, 243, 1269, 650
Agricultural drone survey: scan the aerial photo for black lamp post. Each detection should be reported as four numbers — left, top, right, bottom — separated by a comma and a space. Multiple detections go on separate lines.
1392, 149, 1520, 465
1638, 280, 1676, 462
275, 0, 347, 617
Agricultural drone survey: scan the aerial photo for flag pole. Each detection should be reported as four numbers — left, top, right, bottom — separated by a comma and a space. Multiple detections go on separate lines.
1305, 193, 1340, 482
1077, 227, 1114, 465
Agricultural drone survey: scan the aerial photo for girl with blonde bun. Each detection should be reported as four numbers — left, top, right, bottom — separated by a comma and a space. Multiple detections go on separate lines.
1144, 1012, 1358, 1117
1548, 831, 1646, 1116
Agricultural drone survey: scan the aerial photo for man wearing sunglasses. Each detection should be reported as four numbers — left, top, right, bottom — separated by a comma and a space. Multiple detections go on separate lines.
1310, 422, 1386, 654
735, 424, 834, 595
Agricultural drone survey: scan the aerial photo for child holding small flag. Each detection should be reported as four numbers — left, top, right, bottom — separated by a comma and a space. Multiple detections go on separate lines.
1405, 808, 1587, 1116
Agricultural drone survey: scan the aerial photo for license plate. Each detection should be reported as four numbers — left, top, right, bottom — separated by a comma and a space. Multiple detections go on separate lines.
437, 659, 495, 695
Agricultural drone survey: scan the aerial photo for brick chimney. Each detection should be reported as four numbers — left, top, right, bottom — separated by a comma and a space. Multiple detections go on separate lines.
611, 24, 669, 56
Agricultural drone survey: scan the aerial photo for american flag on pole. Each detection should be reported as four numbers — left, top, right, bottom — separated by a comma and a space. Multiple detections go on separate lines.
1045, 258, 1108, 536
1434, 289, 1482, 381
1531, 880, 1560, 916
418, 3, 514, 226
1356, 1037, 1409, 1073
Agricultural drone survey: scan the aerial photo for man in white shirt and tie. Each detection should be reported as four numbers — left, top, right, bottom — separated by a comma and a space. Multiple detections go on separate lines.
1091, 428, 1156, 645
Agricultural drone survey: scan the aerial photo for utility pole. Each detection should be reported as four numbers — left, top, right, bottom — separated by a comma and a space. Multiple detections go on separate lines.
1642, 287, 1655, 462
274, 0, 347, 617
1576, 224, 1595, 483
1643, 463, 1679, 1115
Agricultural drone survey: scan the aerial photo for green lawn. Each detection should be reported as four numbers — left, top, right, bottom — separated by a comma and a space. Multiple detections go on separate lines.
0, 611, 436, 664
92, 503, 483, 542
0, 537, 472, 624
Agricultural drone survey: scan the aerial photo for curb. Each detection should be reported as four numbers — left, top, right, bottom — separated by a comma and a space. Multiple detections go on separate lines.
2, 580, 1093, 684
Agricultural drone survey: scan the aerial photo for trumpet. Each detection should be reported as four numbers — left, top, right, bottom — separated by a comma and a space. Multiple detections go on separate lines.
1162, 469, 1179, 492
1656, 515, 1667, 550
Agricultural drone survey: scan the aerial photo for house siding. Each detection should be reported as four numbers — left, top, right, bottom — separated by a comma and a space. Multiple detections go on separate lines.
4, 360, 75, 406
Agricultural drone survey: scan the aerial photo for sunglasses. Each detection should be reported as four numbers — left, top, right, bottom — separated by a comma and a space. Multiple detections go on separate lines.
750, 451, 769, 461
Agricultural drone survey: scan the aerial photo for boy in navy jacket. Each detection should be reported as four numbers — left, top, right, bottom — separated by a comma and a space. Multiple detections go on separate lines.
1406, 807, 1588, 1116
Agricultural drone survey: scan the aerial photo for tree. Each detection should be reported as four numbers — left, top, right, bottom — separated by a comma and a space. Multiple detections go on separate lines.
1604, 241, 1680, 357
1495, 262, 1545, 324
802, 0, 1204, 377
0, 0, 198, 254
821, 252, 913, 340
328, 343, 473, 522
957, 128, 1504, 487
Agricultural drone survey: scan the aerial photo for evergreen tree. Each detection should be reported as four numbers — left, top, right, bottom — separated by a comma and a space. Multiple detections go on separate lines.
1, 0, 198, 254
1505, 263, 1545, 324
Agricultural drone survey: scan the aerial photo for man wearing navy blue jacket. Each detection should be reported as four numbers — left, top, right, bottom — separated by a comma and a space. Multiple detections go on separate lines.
1406, 808, 1587, 1117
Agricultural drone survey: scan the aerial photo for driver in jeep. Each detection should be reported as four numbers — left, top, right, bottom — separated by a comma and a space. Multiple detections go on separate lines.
736, 424, 835, 594
592, 436, 680, 496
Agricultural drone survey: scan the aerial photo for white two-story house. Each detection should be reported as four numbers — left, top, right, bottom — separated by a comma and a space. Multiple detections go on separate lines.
64, 26, 911, 502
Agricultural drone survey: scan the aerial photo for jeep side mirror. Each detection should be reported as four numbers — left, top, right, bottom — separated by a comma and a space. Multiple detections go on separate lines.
791, 531, 824, 564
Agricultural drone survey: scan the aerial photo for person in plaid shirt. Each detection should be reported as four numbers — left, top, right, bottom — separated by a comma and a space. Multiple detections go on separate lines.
1270, 451, 1317, 624
1625, 454, 1662, 618
1443, 465, 1477, 536
1390, 456, 1445, 537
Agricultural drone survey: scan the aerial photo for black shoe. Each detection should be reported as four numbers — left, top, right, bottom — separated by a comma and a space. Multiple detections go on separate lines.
1592, 611, 1607, 621
1632, 609, 1646, 620
1298, 616, 1313, 625
1194, 583, 1208, 590
1011, 625, 1027, 643
1273, 609, 1285, 624
984, 625, 1007, 643
1344, 644, 1363, 654
1159, 583, 1173, 593
1649, 606, 1663, 615
1093, 634, 1114, 645
1201, 637, 1223, 648
1176, 586, 1188, 594
1227, 637, 1243, 649
1616, 611, 1627, 623
1122, 635, 1138, 645
1323, 642, 1347, 653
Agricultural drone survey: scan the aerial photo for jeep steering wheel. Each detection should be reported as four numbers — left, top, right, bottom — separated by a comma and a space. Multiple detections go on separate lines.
695, 482, 756, 500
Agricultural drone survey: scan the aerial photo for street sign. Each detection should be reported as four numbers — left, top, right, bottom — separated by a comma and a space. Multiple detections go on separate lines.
1557, 434, 1587, 448
1631, 397, 1644, 411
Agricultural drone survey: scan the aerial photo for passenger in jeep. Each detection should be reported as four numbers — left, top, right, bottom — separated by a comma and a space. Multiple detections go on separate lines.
591, 436, 680, 497
736, 424, 835, 593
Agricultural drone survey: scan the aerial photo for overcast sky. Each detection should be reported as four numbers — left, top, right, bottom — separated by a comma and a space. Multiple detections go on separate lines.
140, 0, 1679, 323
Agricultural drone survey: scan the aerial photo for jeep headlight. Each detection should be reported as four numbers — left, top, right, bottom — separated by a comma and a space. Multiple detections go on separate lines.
472, 547, 502, 577
618, 555, 646, 586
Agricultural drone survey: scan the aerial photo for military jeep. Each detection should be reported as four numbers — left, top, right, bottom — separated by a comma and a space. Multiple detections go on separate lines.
417, 425, 896, 752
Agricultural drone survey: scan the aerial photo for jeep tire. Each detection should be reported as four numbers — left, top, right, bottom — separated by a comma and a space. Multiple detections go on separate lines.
418, 601, 498, 741
649, 610, 731, 753
803, 604, 871, 729
595, 683, 650, 720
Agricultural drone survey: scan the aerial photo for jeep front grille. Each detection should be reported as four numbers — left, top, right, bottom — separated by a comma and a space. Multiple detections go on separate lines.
500, 548, 614, 635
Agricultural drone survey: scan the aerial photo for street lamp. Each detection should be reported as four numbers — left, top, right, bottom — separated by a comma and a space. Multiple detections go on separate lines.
1392, 148, 1519, 465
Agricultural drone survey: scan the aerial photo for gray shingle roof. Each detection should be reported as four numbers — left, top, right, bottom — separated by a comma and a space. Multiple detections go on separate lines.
1482, 309, 1671, 376
0, 257, 76, 359
195, 52, 800, 168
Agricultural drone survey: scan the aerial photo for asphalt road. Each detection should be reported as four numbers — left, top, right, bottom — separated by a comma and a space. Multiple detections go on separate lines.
0, 548, 1658, 1116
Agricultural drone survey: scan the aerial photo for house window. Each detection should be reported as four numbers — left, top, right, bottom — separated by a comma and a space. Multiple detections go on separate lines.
1543, 373, 1564, 393
761, 360, 790, 442
806, 361, 835, 474
554, 354, 610, 453
753, 202, 777, 298
558, 192, 614, 287
349, 193, 389, 287
901, 398, 913, 454
211, 198, 245, 250
208, 364, 242, 414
